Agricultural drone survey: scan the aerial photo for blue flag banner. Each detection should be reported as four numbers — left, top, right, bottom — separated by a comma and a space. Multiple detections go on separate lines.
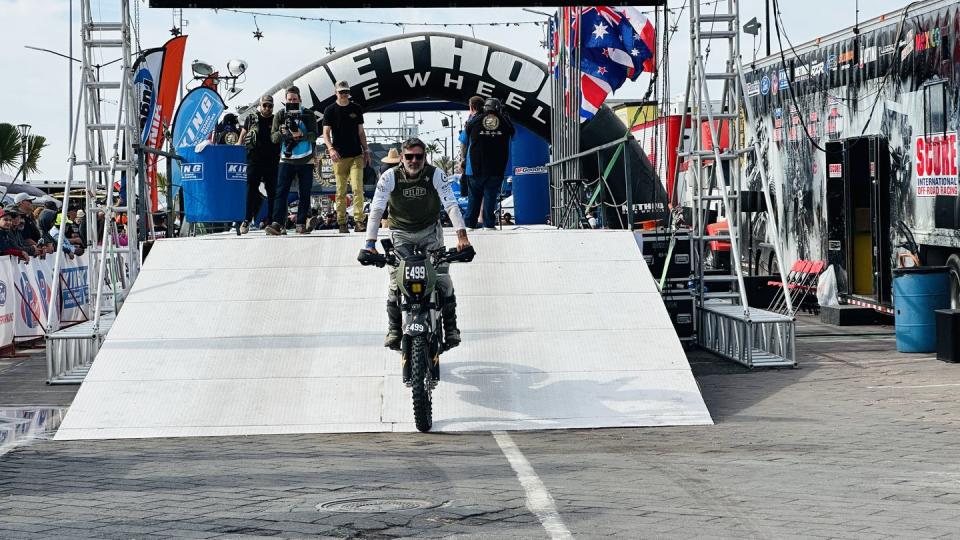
170, 87, 245, 222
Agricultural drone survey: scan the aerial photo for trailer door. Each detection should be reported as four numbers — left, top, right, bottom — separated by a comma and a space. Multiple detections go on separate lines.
825, 141, 849, 294
869, 137, 892, 304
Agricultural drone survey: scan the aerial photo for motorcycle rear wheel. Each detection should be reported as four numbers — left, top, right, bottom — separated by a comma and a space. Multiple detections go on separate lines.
411, 335, 433, 432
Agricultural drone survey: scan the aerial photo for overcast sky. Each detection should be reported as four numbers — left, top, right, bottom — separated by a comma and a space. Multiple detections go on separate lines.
1, 0, 911, 178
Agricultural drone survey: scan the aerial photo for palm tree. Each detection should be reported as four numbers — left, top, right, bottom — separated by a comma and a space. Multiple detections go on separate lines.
0, 122, 47, 180
434, 156, 454, 174
425, 142, 441, 162
0, 123, 20, 172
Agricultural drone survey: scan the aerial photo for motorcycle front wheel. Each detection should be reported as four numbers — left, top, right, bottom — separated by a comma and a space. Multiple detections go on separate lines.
410, 335, 433, 432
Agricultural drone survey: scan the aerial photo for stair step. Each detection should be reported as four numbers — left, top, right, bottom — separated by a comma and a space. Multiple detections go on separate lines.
693, 234, 732, 241
704, 72, 736, 80
700, 30, 737, 39
85, 39, 124, 48
86, 81, 121, 90
702, 275, 738, 282
88, 22, 123, 31
703, 292, 743, 299
699, 14, 737, 23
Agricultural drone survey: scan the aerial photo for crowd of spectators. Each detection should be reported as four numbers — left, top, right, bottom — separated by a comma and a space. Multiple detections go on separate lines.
0, 194, 86, 262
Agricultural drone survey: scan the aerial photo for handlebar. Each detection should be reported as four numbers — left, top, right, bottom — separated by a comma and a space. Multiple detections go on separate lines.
358, 244, 475, 268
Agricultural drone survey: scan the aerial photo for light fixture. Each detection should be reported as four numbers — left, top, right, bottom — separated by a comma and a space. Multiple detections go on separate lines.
16, 124, 31, 139
226, 59, 248, 77
191, 60, 214, 77
440, 118, 450, 128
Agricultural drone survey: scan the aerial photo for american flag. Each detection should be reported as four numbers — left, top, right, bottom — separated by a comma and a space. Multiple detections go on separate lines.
577, 6, 657, 120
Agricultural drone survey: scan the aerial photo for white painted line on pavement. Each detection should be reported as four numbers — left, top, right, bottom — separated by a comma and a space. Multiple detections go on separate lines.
493, 431, 573, 540
868, 382, 960, 389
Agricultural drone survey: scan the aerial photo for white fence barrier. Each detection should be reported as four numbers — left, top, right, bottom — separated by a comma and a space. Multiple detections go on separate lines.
0, 253, 91, 347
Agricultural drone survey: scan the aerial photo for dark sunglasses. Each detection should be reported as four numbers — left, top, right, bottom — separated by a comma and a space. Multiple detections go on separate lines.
261, 103, 273, 108
403, 153, 425, 161
337, 90, 350, 94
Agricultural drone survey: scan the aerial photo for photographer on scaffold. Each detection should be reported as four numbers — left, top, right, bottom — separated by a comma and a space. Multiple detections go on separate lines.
265, 85, 318, 236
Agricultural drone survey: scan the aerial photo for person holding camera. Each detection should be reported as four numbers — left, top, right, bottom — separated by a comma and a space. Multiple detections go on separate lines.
464, 97, 514, 230
265, 86, 318, 236
236, 95, 281, 234
323, 80, 372, 234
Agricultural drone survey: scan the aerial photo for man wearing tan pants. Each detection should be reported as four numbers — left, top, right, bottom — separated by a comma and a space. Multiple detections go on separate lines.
323, 80, 371, 233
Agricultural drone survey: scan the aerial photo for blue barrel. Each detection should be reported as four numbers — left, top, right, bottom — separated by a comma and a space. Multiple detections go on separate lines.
893, 267, 951, 352
505, 124, 549, 225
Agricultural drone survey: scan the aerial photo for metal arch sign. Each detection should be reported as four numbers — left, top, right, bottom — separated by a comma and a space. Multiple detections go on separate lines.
256, 32, 554, 139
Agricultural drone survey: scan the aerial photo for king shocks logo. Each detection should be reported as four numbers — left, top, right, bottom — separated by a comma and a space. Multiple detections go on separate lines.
225, 162, 248, 181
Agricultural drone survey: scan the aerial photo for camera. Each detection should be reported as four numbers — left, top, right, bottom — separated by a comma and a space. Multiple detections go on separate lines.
282, 102, 302, 158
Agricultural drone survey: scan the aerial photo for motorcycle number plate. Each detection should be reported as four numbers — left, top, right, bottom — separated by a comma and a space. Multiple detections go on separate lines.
407, 323, 425, 332
405, 265, 426, 281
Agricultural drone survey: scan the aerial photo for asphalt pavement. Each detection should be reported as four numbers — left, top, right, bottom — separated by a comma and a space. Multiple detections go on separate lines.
1, 316, 959, 539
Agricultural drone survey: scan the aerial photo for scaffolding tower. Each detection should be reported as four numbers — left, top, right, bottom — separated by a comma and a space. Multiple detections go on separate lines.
46, 0, 140, 383
677, 0, 796, 367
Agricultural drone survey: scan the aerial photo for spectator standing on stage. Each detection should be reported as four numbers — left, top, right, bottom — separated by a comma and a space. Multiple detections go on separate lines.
323, 80, 372, 234
464, 97, 514, 230
458, 96, 483, 205
236, 95, 282, 234
265, 85, 319, 236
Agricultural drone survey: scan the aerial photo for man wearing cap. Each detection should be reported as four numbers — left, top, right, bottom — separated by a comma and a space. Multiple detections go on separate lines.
266, 85, 319, 236
236, 95, 282, 234
14, 193, 41, 250
323, 81, 371, 234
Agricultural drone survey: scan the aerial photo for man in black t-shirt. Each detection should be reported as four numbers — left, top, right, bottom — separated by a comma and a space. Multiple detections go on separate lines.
323, 80, 372, 234
464, 98, 514, 230
236, 95, 282, 233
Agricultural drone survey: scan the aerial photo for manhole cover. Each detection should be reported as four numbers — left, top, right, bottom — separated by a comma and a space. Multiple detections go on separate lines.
317, 497, 439, 513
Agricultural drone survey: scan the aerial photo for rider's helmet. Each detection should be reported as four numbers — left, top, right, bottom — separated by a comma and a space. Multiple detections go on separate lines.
482, 98, 503, 115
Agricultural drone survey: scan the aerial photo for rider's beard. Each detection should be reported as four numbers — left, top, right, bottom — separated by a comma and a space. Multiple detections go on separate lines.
403, 162, 424, 176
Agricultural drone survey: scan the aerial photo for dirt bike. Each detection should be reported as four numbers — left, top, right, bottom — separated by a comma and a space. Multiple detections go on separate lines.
358, 239, 475, 432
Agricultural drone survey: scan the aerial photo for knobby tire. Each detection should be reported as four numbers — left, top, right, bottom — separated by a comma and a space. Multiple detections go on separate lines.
411, 335, 433, 432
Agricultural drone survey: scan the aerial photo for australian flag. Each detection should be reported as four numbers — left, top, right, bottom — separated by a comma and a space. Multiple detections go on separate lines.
578, 6, 656, 120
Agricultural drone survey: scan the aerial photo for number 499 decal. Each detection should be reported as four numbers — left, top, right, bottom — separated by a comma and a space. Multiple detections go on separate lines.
405, 265, 426, 280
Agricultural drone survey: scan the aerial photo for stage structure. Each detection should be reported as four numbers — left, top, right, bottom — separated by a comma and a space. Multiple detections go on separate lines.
675, 0, 795, 367
45, 0, 149, 382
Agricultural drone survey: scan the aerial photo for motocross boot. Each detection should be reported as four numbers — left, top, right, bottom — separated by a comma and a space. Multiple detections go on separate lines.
441, 294, 461, 350
384, 301, 402, 351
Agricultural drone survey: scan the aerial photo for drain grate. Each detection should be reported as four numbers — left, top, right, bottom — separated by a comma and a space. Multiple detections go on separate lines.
317, 497, 439, 513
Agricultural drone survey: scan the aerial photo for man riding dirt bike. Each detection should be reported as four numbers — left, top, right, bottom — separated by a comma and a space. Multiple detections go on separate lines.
360, 137, 472, 351
358, 137, 472, 432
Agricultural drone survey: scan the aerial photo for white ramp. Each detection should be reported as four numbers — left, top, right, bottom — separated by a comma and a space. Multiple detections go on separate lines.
56, 229, 711, 440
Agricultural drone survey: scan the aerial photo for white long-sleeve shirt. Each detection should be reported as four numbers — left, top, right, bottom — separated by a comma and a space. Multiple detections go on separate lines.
365, 166, 466, 242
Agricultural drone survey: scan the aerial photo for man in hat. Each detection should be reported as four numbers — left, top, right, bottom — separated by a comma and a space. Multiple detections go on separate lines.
266, 85, 319, 236
14, 193, 42, 249
237, 94, 282, 234
323, 80, 371, 234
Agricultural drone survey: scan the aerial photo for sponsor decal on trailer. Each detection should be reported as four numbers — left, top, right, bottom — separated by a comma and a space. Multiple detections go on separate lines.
915, 132, 959, 197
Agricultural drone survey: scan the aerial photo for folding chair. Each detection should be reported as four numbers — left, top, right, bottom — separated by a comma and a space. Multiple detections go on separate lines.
794, 260, 825, 313
767, 259, 809, 313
